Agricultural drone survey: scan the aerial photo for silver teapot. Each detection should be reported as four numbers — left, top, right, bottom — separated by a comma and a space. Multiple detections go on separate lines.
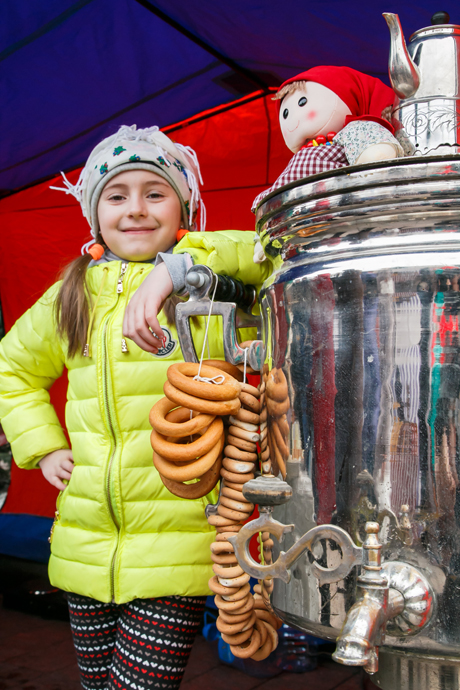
384, 11, 460, 156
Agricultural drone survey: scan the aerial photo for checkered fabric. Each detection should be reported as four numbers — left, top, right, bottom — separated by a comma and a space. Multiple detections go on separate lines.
252, 143, 348, 211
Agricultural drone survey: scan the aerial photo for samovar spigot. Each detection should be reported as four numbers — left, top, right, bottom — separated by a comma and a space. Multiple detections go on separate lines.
333, 522, 404, 674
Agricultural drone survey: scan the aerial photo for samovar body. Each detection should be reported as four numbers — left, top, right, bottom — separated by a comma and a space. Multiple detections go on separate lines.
255, 158, 460, 688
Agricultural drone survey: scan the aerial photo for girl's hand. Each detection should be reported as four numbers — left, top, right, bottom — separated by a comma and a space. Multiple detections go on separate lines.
39, 449, 74, 491
123, 263, 173, 354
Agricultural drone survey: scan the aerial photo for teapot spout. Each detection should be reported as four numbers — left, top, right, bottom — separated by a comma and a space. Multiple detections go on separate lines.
383, 13, 420, 99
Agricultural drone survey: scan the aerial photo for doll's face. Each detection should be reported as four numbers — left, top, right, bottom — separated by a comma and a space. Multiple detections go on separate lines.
279, 82, 352, 153
97, 170, 182, 261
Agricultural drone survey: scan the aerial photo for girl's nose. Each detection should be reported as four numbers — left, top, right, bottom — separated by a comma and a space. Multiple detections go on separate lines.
128, 194, 147, 218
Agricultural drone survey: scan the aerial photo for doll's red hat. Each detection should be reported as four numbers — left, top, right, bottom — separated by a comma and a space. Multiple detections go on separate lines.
278, 65, 395, 132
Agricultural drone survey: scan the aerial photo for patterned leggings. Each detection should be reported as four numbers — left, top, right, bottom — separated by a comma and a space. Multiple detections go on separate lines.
67, 593, 206, 690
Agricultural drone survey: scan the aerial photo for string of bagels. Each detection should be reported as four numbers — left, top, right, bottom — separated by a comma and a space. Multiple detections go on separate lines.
149, 337, 283, 660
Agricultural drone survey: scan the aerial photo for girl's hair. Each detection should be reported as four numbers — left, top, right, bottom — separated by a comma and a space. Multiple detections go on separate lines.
54, 250, 179, 358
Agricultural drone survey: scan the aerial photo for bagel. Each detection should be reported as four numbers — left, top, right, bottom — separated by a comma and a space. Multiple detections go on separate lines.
266, 368, 289, 402
167, 362, 241, 401
217, 572, 250, 588
214, 593, 251, 611
228, 425, 259, 443
220, 494, 254, 513
229, 416, 259, 432
221, 486, 245, 502
239, 391, 261, 413
224, 444, 258, 463
216, 524, 241, 533
229, 628, 261, 659
222, 457, 256, 474
255, 607, 282, 630
218, 503, 253, 522
218, 608, 254, 625
164, 380, 241, 416
240, 382, 261, 398
202, 359, 244, 382
208, 575, 239, 596
150, 417, 223, 462
159, 456, 221, 499
266, 394, 290, 418
222, 479, 249, 492
212, 562, 245, 579
210, 551, 238, 565
152, 435, 223, 482
271, 417, 289, 459
251, 621, 275, 661
221, 626, 254, 646
226, 434, 258, 453
216, 611, 256, 636
234, 407, 260, 425
149, 398, 215, 437
207, 512, 242, 527
219, 582, 250, 602
211, 539, 235, 554
220, 468, 255, 484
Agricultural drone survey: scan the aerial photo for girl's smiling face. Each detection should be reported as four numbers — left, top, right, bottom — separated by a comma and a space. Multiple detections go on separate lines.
97, 170, 182, 261
279, 82, 352, 153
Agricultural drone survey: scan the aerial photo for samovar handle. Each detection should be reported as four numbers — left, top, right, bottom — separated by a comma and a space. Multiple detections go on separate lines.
228, 475, 363, 585
175, 265, 264, 371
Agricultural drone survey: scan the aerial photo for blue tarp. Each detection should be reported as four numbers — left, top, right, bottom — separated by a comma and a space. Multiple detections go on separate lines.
1, 0, 458, 192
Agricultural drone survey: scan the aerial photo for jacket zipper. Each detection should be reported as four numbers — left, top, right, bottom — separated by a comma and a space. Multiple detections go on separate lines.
103, 262, 129, 600
117, 262, 128, 293
103, 317, 119, 601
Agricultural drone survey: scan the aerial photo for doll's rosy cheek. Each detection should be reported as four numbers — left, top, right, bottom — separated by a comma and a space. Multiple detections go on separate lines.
306, 110, 317, 120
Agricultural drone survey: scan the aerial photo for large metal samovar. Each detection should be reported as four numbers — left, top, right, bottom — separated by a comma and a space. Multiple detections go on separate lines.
226, 156, 460, 689
175, 13, 460, 688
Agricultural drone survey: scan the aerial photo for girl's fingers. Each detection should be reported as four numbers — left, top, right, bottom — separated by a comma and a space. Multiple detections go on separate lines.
61, 459, 74, 473
58, 469, 73, 480
52, 476, 67, 492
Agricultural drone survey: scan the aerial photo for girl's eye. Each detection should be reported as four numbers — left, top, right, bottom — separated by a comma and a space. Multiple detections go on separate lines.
282, 108, 289, 120
109, 194, 125, 201
298, 97, 307, 107
148, 192, 163, 199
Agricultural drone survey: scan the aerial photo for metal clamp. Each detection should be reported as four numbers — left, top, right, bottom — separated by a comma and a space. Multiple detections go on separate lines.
175, 265, 264, 370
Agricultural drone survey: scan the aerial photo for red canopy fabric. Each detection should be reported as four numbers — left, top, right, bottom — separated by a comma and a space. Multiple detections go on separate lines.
0, 92, 290, 517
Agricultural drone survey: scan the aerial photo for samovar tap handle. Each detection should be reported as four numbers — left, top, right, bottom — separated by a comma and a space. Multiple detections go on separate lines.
175, 265, 265, 370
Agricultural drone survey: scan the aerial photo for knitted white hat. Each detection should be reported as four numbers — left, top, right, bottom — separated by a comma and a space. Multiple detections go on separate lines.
51, 125, 205, 253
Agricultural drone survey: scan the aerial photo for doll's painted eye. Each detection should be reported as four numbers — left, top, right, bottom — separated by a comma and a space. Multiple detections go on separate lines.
298, 97, 307, 107
282, 108, 289, 120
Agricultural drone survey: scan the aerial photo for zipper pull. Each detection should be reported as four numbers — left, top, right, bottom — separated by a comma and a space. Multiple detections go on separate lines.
117, 262, 128, 293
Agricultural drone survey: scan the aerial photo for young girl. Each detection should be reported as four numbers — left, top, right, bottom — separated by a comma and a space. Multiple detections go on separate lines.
0, 125, 272, 690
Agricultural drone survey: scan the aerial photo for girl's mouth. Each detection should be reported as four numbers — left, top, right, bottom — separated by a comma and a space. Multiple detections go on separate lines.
122, 227, 156, 233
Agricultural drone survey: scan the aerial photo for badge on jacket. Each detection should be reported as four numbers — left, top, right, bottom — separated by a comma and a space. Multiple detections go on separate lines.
151, 327, 178, 358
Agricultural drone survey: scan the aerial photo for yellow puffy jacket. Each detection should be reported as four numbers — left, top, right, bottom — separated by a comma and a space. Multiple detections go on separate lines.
0, 231, 272, 603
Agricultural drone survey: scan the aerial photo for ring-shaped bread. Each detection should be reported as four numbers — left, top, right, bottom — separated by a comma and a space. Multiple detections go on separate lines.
151, 417, 223, 462
149, 398, 215, 437
202, 359, 244, 382
266, 368, 289, 402
153, 435, 223, 482
167, 362, 241, 401
159, 456, 221, 499
164, 381, 241, 416
230, 628, 261, 659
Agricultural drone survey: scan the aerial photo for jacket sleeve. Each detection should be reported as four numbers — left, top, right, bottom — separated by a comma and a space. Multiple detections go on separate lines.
0, 283, 68, 469
173, 230, 274, 287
